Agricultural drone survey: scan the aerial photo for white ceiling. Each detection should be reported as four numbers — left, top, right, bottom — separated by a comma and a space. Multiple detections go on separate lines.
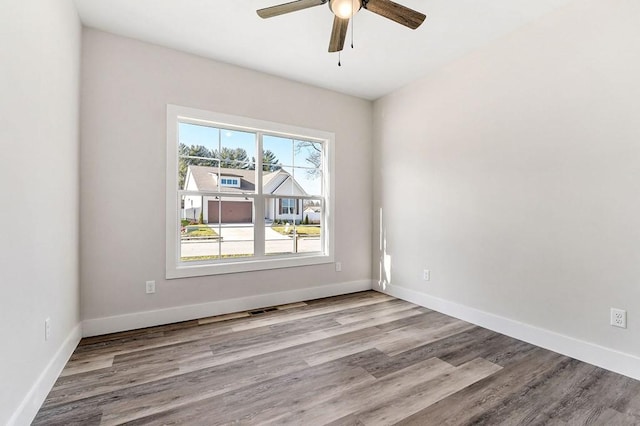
73, 0, 574, 100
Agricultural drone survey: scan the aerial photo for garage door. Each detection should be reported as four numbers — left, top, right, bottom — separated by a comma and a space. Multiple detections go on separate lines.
208, 200, 253, 223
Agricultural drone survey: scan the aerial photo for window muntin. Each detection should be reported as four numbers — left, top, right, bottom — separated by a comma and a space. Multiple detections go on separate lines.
167, 105, 334, 278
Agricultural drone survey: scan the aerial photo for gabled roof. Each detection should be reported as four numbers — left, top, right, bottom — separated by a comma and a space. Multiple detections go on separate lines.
186, 165, 301, 195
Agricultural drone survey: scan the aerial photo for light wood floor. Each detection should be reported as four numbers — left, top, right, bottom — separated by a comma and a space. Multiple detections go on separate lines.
35, 291, 640, 425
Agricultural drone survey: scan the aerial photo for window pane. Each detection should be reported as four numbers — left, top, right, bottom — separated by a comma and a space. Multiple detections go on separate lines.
178, 123, 220, 190
180, 197, 255, 261
207, 129, 257, 194
263, 135, 293, 167
265, 197, 322, 255
220, 222, 255, 259
293, 167, 323, 197
215, 198, 254, 259
219, 129, 256, 169
266, 196, 298, 255
298, 199, 323, 254
180, 195, 220, 262
266, 220, 295, 256
261, 148, 282, 172
294, 140, 322, 171
276, 166, 295, 197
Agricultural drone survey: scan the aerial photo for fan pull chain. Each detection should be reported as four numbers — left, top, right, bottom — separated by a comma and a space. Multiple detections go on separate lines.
351, 0, 354, 48
338, 51, 341, 66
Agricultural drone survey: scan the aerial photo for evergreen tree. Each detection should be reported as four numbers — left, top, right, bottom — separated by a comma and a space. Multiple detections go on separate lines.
178, 143, 217, 188
212, 147, 250, 169
250, 149, 282, 171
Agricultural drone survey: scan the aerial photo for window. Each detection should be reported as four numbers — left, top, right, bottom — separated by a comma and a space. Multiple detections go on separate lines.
220, 178, 239, 186
166, 105, 334, 278
280, 198, 297, 215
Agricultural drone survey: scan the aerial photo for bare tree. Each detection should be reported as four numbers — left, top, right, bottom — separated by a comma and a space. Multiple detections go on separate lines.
295, 141, 322, 177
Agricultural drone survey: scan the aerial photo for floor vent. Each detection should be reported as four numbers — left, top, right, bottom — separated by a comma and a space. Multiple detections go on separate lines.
249, 307, 278, 315
198, 301, 307, 325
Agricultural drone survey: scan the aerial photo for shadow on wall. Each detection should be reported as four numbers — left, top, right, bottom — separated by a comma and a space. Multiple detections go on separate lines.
378, 207, 392, 290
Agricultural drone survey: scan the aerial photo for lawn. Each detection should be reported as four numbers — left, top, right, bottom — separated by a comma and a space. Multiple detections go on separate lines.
271, 225, 321, 236
181, 252, 296, 262
181, 254, 251, 261
182, 225, 219, 238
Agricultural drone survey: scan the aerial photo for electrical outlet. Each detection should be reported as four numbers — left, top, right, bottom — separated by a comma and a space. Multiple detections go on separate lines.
423, 269, 430, 281
146, 280, 156, 294
335, 262, 342, 272
45, 318, 51, 341
610, 308, 627, 328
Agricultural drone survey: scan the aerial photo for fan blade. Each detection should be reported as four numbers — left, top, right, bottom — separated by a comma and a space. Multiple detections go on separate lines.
364, 0, 425, 29
328, 16, 349, 52
257, 0, 326, 18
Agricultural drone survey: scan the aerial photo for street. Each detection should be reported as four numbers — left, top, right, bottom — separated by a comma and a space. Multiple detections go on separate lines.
181, 225, 321, 258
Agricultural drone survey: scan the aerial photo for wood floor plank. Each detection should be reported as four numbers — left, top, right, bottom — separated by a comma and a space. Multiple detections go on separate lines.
123, 364, 376, 425
304, 291, 389, 307
357, 326, 496, 378
373, 309, 440, 331
542, 365, 640, 424
37, 347, 310, 424
332, 299, 419, 324
376, 319, 476, 356
266, 357, 457, 425
100, 356, 314, 425
32, 408, 103, 426
34, 291, 640, 426
328, 358, 502, 426
197, 311, 250, 324
467, 358, 598, 425
69, 320, 240, 361
617, 390, 640, 419
176, 324, 385, 375
191, 308, 425, 371
58, 355, 114, 377
305, 318, 474, 367
394, 348, 573, 425
230, 293, 395, 331
303, 329, 402, 366
564, 407, 640, 425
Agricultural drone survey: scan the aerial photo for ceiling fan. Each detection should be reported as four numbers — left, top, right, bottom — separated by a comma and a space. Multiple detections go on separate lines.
257, 0, 426, 53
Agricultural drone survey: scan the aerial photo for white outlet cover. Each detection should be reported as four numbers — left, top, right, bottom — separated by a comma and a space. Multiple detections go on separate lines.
146, 280, 156, 294
610, 308, 627, 329
423, 269, 430, 281
335, 262, 342, 272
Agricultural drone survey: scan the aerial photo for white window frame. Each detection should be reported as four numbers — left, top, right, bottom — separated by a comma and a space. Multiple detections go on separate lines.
166, 104, 335, 279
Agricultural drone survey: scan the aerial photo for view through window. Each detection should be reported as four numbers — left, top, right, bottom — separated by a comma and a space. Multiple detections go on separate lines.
167, 106, 333, 278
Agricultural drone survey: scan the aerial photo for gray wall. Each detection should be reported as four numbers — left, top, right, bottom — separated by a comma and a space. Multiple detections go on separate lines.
79, 29, 373, 328
0, 0, 81, 423
373, 0, 640, 359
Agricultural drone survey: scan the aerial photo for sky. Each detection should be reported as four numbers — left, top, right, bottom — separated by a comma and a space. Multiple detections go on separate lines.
178, 122, 323, 196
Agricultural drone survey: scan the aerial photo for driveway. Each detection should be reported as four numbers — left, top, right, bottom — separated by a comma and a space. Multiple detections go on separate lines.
211, 223, 289, 241
180, 224, 320, 257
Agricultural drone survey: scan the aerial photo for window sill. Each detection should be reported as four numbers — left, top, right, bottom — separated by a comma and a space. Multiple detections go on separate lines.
166, 253, 335, 279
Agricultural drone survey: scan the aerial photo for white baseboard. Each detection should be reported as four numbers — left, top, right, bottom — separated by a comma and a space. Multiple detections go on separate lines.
376, 282, 640, 381
82, 280, 372, 337
9, 323, 82, 426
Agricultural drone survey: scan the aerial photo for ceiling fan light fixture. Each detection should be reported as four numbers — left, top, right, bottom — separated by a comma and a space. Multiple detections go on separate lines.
329, 0, 362, 19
